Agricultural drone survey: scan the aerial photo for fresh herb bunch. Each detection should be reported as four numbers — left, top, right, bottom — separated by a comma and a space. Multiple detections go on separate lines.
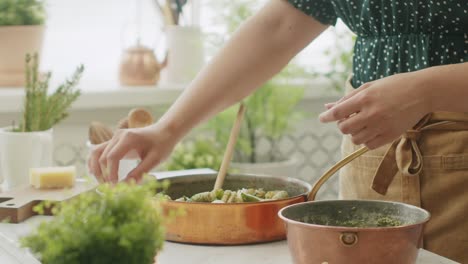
0, 0, 46, 26
21, 179, 167, 264
164, 137, 224, 171
18, 53, 83, 132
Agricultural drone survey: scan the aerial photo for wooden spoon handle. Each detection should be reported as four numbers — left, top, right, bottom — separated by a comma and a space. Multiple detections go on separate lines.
213, 103, 246, 191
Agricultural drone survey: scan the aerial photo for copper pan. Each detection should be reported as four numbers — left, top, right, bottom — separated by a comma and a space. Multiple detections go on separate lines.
277, 146, 431, 264
278, 200, 430, 264
159, 147, 370, 245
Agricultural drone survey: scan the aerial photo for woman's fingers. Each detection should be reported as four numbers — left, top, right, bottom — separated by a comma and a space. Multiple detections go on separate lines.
106, 137, 136, 183
98, 136, 120, 181
349, 127, 380, 146
324, 82, 373, 110
88, 142, 107, 182
324, 103, 335, 109
126, 152, 161, 183
337, 112, 367, 135
364, 133, 395, 150
319, 96, 362, 123
87, 126, 174, 184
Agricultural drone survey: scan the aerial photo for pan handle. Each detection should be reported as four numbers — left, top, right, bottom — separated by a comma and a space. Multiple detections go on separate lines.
307, 146, 369, 201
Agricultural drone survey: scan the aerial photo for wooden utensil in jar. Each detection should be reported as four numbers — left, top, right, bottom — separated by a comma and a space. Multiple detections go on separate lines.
89, 122, 114, 144
128, 108, 154, 128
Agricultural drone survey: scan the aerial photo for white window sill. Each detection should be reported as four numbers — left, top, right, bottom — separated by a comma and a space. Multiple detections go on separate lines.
0, 78, 342, 113
0, 83, 185, 113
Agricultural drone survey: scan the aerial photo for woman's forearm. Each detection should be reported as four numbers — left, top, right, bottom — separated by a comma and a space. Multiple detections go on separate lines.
418, 62, 468, 113
156, 0, 327, 141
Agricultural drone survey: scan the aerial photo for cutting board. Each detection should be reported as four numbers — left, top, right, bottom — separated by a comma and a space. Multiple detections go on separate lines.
0, 179, 98, 223
0, 169, 216, 223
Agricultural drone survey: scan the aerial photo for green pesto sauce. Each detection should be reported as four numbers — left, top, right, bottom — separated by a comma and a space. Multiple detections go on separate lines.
298, 210, 404, 228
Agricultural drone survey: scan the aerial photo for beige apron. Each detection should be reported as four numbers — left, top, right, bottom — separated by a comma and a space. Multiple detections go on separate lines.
339, 78, 468, 263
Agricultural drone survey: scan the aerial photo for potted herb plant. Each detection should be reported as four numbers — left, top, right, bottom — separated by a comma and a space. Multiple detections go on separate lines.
21, 179, 167, 264
0, 54, 83, 190
0, 0, 46, 86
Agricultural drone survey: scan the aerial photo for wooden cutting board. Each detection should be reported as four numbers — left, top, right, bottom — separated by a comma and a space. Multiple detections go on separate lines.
0, 179, 98, 223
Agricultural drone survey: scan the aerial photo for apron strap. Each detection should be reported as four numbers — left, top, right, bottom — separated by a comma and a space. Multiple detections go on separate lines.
370, 112, 468, 200
371, 114, 431, 195
371, 112, 468, 198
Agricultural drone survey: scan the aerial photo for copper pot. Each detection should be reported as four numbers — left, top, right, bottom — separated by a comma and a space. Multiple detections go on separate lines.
161, 172, 311, 245
279, 200, 430, 264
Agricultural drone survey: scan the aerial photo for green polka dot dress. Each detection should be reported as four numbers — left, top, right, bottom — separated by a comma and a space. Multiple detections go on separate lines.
287, 0, 468, 88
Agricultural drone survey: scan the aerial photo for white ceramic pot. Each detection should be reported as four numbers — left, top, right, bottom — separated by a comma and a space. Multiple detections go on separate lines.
0, 127, 53, 191
230, 158, 299, 178
0, 25, 45, 86
86, 141, 139, 182
161, 25, 205, 85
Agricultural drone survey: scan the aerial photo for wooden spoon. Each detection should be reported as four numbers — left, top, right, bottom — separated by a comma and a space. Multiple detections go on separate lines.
128, 108, 154, 128
213, 103, 246, 190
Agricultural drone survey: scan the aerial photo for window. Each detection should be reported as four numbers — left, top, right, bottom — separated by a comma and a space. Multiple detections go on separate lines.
41, 0, 353, 91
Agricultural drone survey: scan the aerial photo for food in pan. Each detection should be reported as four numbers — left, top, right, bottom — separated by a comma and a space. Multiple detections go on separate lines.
158, 188, 289, 203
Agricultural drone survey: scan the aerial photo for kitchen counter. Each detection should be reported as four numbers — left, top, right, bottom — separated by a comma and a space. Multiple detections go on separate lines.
0, 215, 459, 264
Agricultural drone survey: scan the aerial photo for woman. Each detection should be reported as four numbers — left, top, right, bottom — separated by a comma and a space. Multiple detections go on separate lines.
89, 0, 467, 261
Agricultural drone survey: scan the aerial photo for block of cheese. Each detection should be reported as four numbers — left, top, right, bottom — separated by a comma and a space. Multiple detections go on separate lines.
30, 166, 76, 189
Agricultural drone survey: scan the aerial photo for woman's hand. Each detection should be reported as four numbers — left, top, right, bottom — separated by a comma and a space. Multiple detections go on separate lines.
319, 72, 432, 149
88, 124, 178, 183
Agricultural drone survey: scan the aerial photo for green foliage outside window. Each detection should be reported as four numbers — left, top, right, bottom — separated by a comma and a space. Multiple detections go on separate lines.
164, 0, 355, 169
164, 137, 224, 171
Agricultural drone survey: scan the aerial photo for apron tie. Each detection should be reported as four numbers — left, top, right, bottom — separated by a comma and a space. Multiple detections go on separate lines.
399, 129, 424, 176
371, 114, 432, 195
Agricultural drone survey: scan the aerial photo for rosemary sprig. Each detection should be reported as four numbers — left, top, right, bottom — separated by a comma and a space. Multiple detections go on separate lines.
18, 54, 84, 132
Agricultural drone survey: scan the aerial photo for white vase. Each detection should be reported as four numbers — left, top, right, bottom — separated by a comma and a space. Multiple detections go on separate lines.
161, 25, 205, 85
86, 141, 139, 182
230, 158, 299, 178
0, 127, 53, 191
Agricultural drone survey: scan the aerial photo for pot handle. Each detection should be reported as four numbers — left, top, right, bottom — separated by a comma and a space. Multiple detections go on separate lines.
307, 146, 369, 201
340, 232, 358, 246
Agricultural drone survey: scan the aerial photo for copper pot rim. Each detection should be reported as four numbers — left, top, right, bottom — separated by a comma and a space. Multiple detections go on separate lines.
162, 194, 307, 206
278, 199, 431, 232
160, 172, 312, 206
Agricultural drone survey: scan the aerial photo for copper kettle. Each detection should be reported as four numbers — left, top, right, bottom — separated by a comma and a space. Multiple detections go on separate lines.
119, 44, 167, 86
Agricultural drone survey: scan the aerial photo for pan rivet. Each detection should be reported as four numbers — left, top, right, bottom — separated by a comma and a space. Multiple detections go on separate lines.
340, 232, 358, 246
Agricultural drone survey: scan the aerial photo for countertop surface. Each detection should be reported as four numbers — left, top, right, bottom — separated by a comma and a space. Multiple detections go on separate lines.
0, 170, 460, 264
0, 215, 459, 264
